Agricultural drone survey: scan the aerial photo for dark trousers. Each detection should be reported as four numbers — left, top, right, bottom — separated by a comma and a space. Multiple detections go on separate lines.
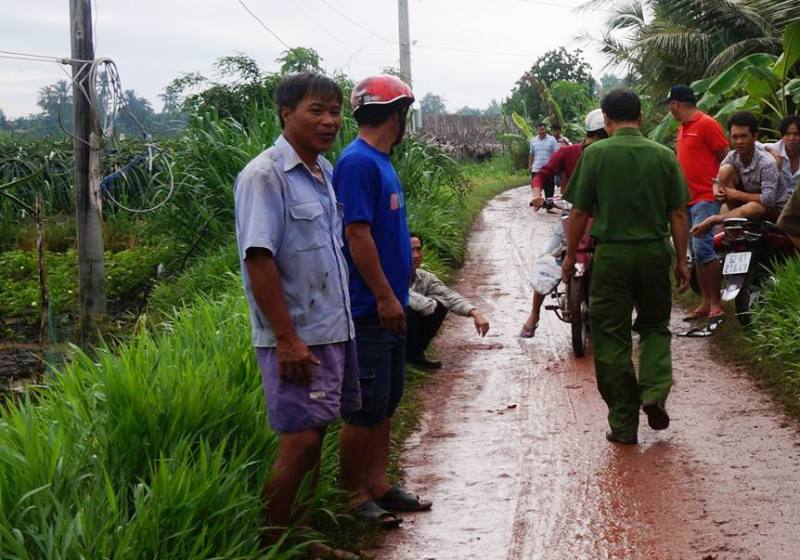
405, 302, 448, 358
532, 172, 556, 198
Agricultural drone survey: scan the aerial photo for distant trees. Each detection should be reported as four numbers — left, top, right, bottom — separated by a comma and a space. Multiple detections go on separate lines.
277, 47, 323, 74
455, 106, 482, 116
483, 99, 502, 117
420, 93, 447, 115
504, 47, 595, 119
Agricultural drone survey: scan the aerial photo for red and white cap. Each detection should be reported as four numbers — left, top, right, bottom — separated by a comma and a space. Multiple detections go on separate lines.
350, 74, 415, 115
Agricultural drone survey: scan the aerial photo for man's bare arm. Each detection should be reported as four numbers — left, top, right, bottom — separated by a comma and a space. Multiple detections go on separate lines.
345, 222, 406, 334
246, 248, 320, 384
720, 188, 762, 205
669, 209, 691, 293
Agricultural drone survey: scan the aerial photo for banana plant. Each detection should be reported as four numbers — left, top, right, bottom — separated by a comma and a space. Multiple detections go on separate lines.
651, 21, 800, 144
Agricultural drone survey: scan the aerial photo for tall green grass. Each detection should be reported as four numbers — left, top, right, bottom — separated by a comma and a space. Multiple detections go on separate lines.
752, 258, 800, 375
0, 288, 341, 559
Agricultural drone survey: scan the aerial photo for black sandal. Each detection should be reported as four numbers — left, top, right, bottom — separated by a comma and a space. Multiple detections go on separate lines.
353, 500, 403, 529
374, 485, 433, 512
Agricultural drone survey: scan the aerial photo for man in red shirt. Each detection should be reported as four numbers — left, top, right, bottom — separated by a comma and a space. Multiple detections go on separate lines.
668, 85, 730, 321
521, 109, 607, 337
530, 110, 607, 208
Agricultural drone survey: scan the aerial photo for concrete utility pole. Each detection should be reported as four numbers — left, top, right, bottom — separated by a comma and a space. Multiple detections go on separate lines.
398, 0, 412, 86
70, 0, 106, 336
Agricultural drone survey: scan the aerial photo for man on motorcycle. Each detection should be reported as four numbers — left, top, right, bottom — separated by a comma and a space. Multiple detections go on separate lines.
519, 109, 608, 338
690, 112, 784, 237
562, 88, 691, 445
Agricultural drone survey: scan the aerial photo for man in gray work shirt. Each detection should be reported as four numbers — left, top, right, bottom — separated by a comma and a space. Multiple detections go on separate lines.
529, 122, 560, 199
234, 73, 359, 557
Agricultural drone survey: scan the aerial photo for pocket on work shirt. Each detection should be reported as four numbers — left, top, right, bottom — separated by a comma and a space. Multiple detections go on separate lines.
288, 201, 326, 251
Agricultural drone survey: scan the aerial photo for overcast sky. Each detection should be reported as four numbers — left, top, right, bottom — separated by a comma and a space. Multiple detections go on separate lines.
1, 0, 616, 118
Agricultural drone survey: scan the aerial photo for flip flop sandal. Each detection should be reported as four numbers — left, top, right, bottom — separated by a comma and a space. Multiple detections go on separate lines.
374, 485, 433, 512
682, 309, 709, 322
519, 322, 539, 338
353, 500, 403, 529
677, 316, 723, 338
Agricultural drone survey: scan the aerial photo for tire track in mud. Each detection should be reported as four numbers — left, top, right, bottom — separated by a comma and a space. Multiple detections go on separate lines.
373, 186, 800, 560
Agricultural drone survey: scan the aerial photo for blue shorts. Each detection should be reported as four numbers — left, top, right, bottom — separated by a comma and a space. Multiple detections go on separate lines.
342, 315, 407, 427
688, 201, 721, 265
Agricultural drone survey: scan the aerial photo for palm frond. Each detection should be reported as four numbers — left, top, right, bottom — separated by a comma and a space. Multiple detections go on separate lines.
637, 26, 713, 65
706, 37, 783, 75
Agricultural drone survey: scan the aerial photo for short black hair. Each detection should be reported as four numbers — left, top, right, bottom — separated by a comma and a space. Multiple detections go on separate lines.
409, 231, 423, 246
274, 72, 343, 128
601, 88, 641, 122
727, 111, 759, 134
779, 115, 800, 136
537, 122, 546, 128
587, 128, 609, 140
354, 99, 411, 127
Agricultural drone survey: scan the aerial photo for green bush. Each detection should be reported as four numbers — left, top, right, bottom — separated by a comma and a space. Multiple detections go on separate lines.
0, 245, 174, 332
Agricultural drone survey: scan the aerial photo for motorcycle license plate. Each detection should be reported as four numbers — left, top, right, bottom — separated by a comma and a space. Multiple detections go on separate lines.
723, 251, 752, 275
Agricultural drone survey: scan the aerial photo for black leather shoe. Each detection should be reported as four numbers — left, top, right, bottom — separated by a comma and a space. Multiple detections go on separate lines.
408, 355, 442, 370
605, 430, 638, 445
642, 401, 670, 430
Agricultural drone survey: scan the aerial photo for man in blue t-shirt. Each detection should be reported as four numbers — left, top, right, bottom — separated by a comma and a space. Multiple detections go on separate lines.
334, 74, 432, 528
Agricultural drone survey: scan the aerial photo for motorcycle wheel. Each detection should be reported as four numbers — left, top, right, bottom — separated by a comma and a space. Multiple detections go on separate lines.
569, 276, 588, 357
734, 266, 768, 328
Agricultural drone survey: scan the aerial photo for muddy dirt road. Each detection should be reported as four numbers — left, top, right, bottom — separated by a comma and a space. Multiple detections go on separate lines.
376, 186, 800, 560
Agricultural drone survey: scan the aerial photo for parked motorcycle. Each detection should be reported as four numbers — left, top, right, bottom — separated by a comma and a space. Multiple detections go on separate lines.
717, 217, 798, 327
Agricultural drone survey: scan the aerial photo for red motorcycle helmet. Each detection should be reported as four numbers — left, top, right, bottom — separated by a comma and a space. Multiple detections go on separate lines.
350, 74, 415, 116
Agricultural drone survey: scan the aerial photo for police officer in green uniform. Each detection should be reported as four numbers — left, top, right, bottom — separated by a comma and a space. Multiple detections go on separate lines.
562, 88, 691, 445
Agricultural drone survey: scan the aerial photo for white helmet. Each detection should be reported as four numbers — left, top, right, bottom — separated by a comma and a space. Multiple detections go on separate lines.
584, 108, 605, 133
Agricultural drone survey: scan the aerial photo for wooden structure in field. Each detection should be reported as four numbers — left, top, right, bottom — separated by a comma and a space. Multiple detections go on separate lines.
417, 114, 516, 160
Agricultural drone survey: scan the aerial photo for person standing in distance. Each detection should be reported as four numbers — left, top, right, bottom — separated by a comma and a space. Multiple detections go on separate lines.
233, 73, 360, 559
562, 88, 691, 445
667, 85, 730, 322
334, 75, 432, 528
529, 122, 559, 199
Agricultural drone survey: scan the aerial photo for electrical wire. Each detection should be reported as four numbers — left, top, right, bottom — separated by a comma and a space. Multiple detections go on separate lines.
235, 0, 292, 49
288, 0, 352, 47
317, 0, 614, 58
101, 149, 175, 214
0, 49, 90, 63
318, 0, 398, 44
